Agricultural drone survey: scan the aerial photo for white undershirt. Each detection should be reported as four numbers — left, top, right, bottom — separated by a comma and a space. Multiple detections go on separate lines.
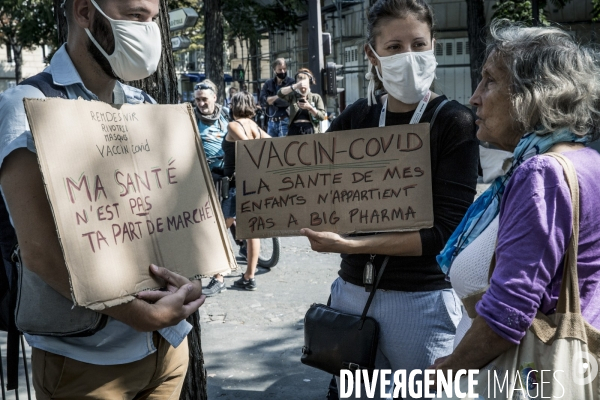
449, 215, 499, 348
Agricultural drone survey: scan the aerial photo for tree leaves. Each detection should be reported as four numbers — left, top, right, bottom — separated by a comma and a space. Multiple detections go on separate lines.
593, 0, 600, 21
222, 0, 304, 43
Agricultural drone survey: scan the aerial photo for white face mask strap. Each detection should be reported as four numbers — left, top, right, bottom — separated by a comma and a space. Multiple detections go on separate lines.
365, 60, 377, 106
89, 0, 113, 21
366, 44, 382, 106
85, 28, 113, 60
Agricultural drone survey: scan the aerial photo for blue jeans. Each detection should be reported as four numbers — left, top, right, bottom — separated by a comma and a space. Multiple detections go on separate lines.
267, 117, 289, 137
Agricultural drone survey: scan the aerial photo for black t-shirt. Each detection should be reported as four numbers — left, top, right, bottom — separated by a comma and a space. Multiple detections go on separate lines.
327, 95, 479, 292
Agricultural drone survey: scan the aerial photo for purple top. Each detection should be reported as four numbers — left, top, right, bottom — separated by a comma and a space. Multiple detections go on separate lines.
476, 147, 600, 344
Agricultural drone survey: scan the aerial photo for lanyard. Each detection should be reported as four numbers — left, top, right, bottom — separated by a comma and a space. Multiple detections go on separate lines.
378, 90, 431, 127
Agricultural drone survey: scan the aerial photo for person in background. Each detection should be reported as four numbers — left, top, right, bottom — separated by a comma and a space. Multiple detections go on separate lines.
224, 86, 238, 108
301, 0, 478, 397
277, 68, 327, 135
194, 79, 229, 171
259, 58, 295, 137
432, 21, 600, 377
194, 79, 230, 297
222, 92, 270, 291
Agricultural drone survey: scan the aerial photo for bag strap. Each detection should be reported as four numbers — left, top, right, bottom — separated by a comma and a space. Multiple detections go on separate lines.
429, 99, 448, 131
359, 256, 390, 329
544, 152, 581, 315
18, 72, 68, 99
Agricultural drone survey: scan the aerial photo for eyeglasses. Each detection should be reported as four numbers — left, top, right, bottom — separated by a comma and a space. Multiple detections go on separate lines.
194, 83, 214, 92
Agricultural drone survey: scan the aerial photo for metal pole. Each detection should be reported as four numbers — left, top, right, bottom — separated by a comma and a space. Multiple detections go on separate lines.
532, 0, 540, 26
308, 0, 324, 96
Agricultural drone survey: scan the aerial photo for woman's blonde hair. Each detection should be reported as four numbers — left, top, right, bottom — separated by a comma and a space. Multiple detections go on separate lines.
486, 20, 600, 140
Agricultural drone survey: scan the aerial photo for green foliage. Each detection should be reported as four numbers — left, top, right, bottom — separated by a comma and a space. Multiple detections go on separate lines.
492, 0, 549, 24
0, 0, 56, 51
169, 0, 198, 8
168, 0, 305, 55
593, 0, 600, 21
223, 0, 305, 43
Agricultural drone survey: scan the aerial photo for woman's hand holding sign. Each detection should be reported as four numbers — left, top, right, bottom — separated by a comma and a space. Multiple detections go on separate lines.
301, 228, 422, 257
301, 228, 351, 253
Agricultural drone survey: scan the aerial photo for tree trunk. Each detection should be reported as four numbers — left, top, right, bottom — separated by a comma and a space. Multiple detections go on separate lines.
5, 40, 12, 63
53, 0, 68, 45
466, 0, 487, 95
12, 42, 22, 83
204, 0, 225, 102
249, 37, 260, 96
179, 312, 208, 400
51, 2, 208, 399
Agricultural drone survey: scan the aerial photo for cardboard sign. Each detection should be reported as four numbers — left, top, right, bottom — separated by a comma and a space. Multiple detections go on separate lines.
235, 124, 433, 239
24, 98, 236, 310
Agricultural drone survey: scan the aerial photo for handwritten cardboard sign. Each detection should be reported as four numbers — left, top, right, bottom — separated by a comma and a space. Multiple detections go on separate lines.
24, 98, 236, 310
235, 124, 433, 239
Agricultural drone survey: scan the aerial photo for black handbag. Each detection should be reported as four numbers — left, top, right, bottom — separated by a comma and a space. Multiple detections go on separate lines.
301, 257, 389, 376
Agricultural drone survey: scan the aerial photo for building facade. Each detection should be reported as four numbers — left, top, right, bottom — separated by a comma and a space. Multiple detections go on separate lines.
229, 0, 596, 114
0, 45, 49, 92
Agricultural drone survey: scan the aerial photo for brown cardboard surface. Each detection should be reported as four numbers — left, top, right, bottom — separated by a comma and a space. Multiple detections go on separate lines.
24, 98, 236, 310
235, 123, 433, 239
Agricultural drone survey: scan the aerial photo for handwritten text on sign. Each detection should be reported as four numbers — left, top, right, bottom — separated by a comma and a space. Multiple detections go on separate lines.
25, 99, 235, 309
235, 124, 433, 239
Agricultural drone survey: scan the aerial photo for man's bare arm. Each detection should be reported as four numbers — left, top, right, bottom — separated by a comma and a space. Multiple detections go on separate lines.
0, 149, 72, 297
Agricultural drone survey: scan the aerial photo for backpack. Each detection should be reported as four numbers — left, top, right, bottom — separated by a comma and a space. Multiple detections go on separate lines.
0, 195, 21, 397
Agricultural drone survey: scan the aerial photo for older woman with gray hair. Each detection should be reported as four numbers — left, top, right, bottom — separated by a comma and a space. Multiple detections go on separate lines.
432, 20, 600, 373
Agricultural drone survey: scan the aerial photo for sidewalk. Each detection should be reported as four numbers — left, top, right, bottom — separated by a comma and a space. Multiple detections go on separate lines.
201, 236, 339, 399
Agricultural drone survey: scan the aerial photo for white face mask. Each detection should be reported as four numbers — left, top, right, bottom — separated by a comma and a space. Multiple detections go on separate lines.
85, 0, 162, 81
479, 145, 514, 183
367, 44, 437, 105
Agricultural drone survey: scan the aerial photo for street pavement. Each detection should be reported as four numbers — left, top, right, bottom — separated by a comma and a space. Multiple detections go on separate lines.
201, 235, 340, 399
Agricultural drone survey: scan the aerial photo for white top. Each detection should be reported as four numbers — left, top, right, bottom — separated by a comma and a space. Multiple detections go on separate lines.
449, 215, 499, 347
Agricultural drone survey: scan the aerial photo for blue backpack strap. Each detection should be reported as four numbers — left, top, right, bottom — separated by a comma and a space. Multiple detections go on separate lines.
22, 72, 154, 106
140, 91, 153, 104
18, 72, 68, 99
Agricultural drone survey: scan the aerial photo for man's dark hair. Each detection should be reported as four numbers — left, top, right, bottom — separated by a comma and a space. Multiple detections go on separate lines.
64, 0, 107, 26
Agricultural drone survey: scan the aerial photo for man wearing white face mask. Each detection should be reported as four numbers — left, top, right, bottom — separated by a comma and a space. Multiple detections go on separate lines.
0, 0, 205, 398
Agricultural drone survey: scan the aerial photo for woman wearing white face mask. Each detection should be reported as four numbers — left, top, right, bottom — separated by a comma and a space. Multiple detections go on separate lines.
301, 0, 478, 397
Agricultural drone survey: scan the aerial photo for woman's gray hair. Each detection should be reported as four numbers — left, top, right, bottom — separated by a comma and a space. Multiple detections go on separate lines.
486, 20, 600, 140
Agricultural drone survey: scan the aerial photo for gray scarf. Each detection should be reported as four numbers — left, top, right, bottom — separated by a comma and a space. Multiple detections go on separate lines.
195, 103, 223, 124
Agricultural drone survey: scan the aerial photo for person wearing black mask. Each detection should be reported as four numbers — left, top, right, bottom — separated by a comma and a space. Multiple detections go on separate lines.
259, 58, 295, 137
